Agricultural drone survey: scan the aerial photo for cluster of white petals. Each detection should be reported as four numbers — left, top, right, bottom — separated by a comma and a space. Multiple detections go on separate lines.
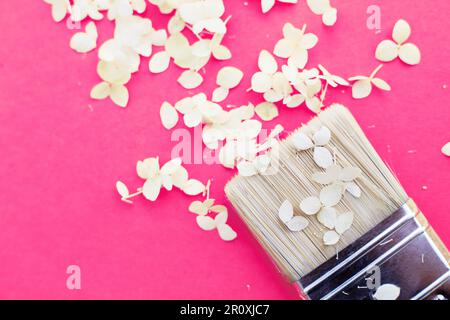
116, 157, 205, 202
276, 126, 362, 245
160, 93, 284, 176
250, 23, 349, 115
44, 0, 231, 107
189, 199, 237, 241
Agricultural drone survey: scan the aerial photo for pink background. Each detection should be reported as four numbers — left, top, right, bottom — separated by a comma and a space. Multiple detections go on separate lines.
0, 0, 449, 299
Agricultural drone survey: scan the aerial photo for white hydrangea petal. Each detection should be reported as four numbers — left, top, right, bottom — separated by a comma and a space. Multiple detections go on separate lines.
172, 166, 189, 188
213, 45, 232, 60
182, 179, 205, 195
373, 284, 401, 300
278, 200, 294, 223
375, 40, 399, 62
306, 96, 322, 114
251, 72, 273, 93
306, 0, 330, 15
49, 0, 69, 22
160, 102, 179, 130
442, 142, 450, 156
392, 19, 411, 45
214, 210, 229, 226
261, 0, 276, 13
335, 211, 354, 234
90, 82, 111, 100
345, 182, 362, 198
116, 181, 129, 198
286, 216, 309, 232
210, 204, 227, 213
168, 15, 186, 34
149, 51, 171, 73
211, 87, 229, 102
161, 158, 182, 175
323, 230, 340, 245
70, 22, 97, 53
312, 166, 339, 185
317, 207, 337, 229
161, 174, 173, 191
137, 157, 159, 179
300, 196, 321, 215
319, 184, 342, 207
219, 142, 237, 169
142, 177, 162, 201
196, 215, 216, 231
371, 78, 391, 91
322, 7, 337, 26
286, 94, 305, 108
237, 160, 257, 177
165, 32, 190, 59
217, 224, 237, 241
177, 70, 203, 89
352, 79, 372, 99
254, 154, 271, 173
110, 84, 129, 107
313, 147, 333, 169
302, 33, 319, 50
217, 66, 244, 89
239, 119, 262, 139
189, 200, 207, 215
312, 126, 331, 146
274, 39, 294, 58
398, 43, 421, 65
258, 50, 277, 74
288, 47, 308, 69
292, 132, 314, 150
255, 102, 279, 121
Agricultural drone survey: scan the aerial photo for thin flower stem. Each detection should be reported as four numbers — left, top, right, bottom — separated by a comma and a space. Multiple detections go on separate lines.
370, 64, 383, 79
122, 189, 143, 203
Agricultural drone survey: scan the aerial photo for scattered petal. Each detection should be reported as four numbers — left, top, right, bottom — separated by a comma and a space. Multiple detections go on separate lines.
398, 43, 421, 65
345, 182, 361, 198
286, 216, 309, 231
313, 147, 333, 169
278, 200, 294, 223
217, 66, 244, 89
116, 181, 129, 198
373, 284, 401, 300
352, 79, 372, 99
160, 102, 179, 130
149, 51, 171, 73
196, 215, 216, 231
312, 127, 331, 146
182, 179, 205, 195
217, 224, 237, 241
177, 70, 204, 89
392, 19, 411, 45
323, 230, 340, 245
255, 102, 279, 121
442, 142, 450, 156
300, 196, 321, 215
319, 184, 342, 207
375, 40, 399, 62
335, 211, 354, 234
292, 132, 314, 150
212, 87, 229, 102
317, 207, 336, 229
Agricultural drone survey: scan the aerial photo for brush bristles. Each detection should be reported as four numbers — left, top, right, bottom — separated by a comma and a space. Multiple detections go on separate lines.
225, 104, 408, 282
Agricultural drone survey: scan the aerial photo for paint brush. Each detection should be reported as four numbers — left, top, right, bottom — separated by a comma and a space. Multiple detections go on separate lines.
225, 104, 449, 300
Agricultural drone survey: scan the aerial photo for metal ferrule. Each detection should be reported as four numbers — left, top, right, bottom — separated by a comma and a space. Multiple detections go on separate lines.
296, 199, 450, 300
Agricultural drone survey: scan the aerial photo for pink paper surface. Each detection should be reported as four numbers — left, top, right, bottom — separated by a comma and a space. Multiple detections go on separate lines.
0, 0, 449, 299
